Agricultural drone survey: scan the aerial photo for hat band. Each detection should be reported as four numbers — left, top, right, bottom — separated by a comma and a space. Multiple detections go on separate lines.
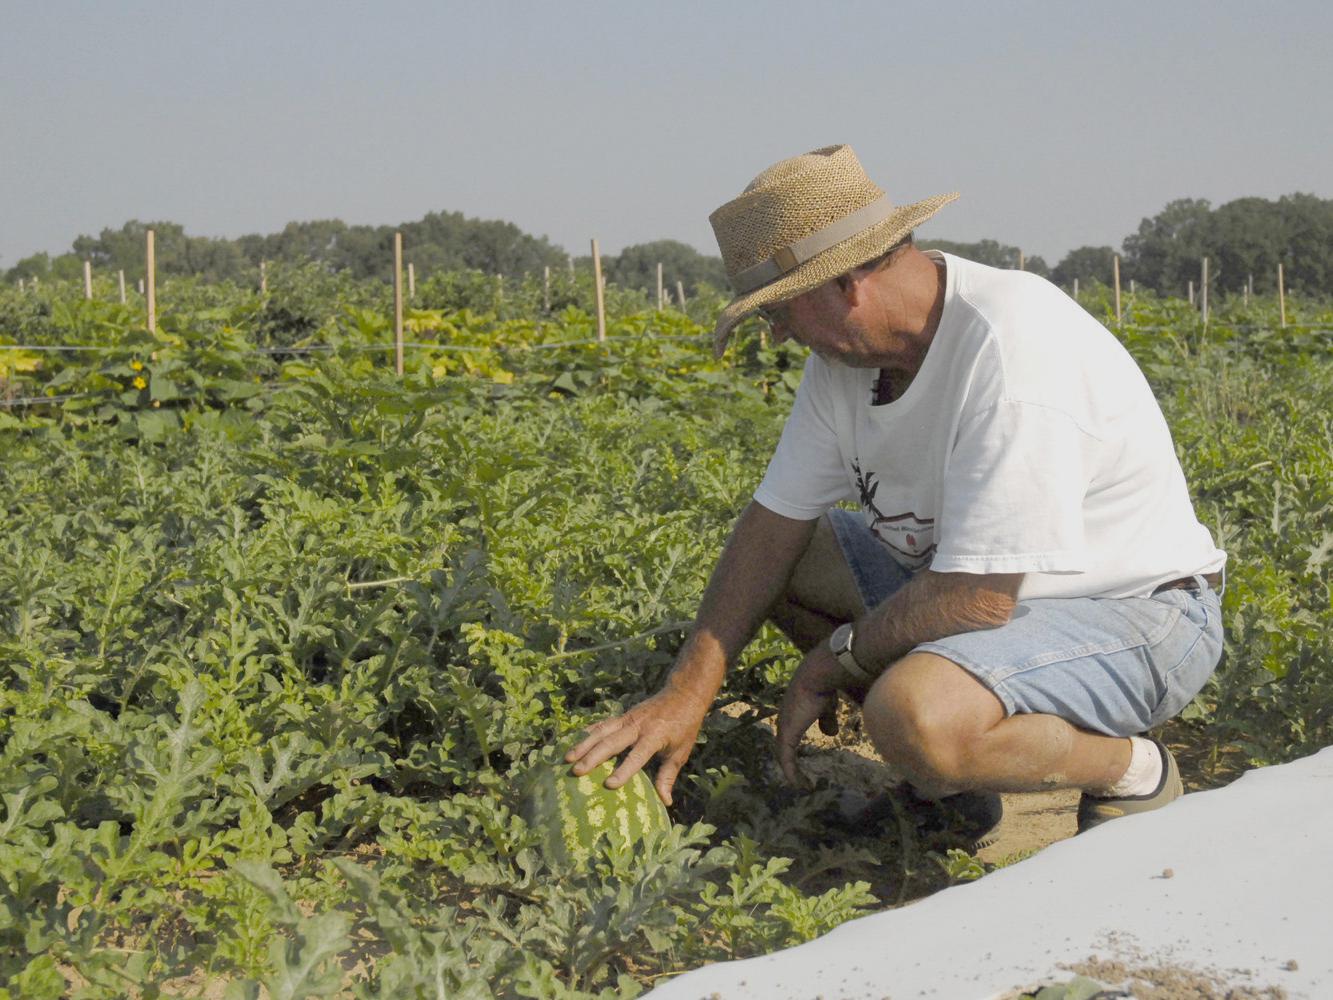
731, 194, 895, 294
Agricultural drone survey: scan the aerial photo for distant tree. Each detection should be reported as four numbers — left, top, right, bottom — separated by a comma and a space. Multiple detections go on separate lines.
1120, 198, 1213, 295
49, 254, 85, 281
8, 252, 53, 281
1274, 193, 1333, 295
599, 240, 727, 298
400, 211, 567, 279
1121, 194, 1333, 295
1050, 246, 1117, 290
63, 220, 248, 283
922, 238, 1049, 276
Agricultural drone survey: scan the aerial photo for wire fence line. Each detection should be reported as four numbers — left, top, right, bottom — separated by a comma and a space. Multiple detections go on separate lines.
2, 392, 97, 407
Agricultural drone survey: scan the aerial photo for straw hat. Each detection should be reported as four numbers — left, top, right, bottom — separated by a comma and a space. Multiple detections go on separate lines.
708, 144, 958, 356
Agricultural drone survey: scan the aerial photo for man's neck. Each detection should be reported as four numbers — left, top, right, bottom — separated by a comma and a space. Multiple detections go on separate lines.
867, 249, 946, 377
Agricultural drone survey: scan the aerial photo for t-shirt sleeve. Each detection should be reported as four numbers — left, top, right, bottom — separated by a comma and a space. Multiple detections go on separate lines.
753, 356, 851, 520
932, 399, 1097, 574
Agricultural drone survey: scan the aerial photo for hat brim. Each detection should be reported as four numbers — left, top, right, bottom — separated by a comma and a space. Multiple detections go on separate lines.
711, 192, 959, 358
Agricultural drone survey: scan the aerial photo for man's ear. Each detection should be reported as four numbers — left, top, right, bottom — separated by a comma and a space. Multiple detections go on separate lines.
838, 266, 869, 306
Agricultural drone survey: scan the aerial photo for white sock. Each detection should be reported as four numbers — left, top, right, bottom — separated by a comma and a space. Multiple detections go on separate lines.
1100, 737, 1163, 798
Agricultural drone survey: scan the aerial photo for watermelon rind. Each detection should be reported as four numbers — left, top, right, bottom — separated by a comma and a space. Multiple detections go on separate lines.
518, 755, 672, 868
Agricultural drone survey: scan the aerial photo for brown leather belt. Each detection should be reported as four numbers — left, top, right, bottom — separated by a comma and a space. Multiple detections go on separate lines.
1153, 571, 1222, 594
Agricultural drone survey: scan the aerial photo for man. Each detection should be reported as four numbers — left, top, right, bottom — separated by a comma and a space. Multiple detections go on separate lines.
567, 144, 1225, 840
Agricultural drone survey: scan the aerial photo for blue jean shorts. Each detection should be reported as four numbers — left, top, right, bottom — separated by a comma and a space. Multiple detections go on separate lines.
827, 509, 1224, 737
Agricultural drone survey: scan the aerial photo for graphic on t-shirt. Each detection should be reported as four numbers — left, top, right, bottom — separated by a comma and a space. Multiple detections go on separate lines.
853, 460, 936, 569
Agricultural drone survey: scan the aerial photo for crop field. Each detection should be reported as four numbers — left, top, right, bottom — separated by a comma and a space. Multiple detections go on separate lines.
1, 269, 1331, 998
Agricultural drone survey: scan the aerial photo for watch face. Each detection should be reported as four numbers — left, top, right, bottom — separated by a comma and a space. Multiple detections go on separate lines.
830, 622, 853, 654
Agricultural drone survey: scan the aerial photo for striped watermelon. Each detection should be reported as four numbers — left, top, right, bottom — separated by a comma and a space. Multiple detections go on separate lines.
518, 757, 672, 867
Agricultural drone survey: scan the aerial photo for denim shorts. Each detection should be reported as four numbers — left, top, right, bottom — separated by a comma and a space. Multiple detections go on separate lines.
827, 509, 1224, 737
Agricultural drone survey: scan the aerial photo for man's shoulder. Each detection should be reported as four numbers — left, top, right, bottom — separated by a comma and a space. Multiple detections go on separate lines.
948, 255, 1068, 315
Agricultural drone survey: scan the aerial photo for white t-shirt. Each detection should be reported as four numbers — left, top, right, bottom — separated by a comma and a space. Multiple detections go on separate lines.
753, 252, 1226, 600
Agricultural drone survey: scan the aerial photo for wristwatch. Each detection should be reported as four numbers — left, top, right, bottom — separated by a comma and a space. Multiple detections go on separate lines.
828, 622, 874, 684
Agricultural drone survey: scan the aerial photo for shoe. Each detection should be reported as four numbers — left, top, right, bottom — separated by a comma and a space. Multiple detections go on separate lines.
837, 784, 1004, 850
1077, 739, 1183, 833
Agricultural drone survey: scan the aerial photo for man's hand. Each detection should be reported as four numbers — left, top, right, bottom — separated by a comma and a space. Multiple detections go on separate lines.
775, 644, 868, 789
564, 685, 711, 807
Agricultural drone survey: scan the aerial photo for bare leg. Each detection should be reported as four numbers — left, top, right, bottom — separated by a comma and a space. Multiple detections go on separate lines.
768, 513, 865, 652
862, 651, 1131, 794
767, 517, 1132, 795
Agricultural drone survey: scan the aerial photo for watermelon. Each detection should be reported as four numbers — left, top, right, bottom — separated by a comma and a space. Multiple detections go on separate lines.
518, 757, 672, 867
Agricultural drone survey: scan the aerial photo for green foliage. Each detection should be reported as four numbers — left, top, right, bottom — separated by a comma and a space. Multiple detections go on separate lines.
594, 239, 728, 299
6, 210, 572, 288
1, 273, 1329, 994
1121, 193, 1333, 295
1049, 245, 1117, 290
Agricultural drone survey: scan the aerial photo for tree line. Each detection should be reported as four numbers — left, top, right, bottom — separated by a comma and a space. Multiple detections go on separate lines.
5, 194, 1329, 298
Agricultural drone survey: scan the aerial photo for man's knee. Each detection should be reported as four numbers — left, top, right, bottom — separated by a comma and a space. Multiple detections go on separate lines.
862, 652, 1005, 786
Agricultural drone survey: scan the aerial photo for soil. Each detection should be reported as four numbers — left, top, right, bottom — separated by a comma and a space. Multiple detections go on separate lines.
999, 931, 1292, 998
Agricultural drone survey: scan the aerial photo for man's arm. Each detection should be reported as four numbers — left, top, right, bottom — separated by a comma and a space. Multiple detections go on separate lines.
854, 568, 1022, 671
566, 501, 818, 805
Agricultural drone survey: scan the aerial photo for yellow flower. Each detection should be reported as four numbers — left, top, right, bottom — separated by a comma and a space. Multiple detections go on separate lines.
130, 360, 144, 371
133, 376, 147, 390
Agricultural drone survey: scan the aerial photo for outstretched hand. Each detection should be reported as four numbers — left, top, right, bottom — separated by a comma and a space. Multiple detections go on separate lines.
564, 685, 711, 807
775, 645, 868, 789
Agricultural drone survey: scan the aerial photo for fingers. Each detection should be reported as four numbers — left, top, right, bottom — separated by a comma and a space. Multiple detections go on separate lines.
775, 692, 819, 790
565, 718, 642, 776
818, 700, 839, 736
654, 754, 685, 808
606, 739, 659, 790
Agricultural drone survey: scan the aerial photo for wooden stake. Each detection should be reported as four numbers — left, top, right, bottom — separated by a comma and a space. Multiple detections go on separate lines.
408, 262, 415, 299
118, 270, 126, 304
83, 260, 93, 300
1112, 255, 1122, 325
138, 278, 144, 294
1187, 280, 1194, 306
1073, 277, 1079, 299
1130, 279, 1136, 295
146, 229, 156, 332
656, 262, 664, 309
1201, 257, 1209, 327
1278, 262, 1286, 327
1017, 249, 1025, 271
393, 232, 404, 376
17, 278, 23, 292
260, 260, 268, 294
591, 239, 607, 342
543, 265, 551, 313
676, 281, 686, 309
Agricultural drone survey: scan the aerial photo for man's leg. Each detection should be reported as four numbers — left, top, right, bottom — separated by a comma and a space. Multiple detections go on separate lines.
860, 652, 1132, 795
768, 512, 866, 654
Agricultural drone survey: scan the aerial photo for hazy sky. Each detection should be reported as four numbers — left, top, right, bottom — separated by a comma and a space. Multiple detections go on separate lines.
3, 2, 1330, 270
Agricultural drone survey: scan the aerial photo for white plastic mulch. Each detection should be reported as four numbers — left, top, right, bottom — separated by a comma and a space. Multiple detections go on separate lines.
648, 745, 1333, 999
